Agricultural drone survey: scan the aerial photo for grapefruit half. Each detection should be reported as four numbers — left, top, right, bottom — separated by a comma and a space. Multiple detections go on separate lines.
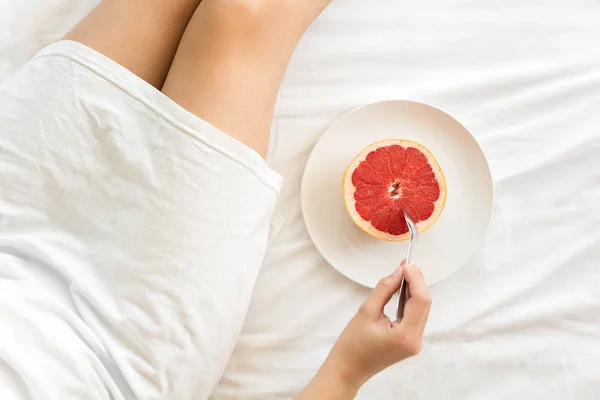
343, 139, 447, 241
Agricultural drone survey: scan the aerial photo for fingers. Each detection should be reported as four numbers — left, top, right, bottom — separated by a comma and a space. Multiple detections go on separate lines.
395, 263, 431, 331
360, 267, 403, 317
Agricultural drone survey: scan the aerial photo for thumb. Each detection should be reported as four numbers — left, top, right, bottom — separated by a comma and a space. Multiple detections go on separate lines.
395, 263, 431, 331
361, 267, 403, 317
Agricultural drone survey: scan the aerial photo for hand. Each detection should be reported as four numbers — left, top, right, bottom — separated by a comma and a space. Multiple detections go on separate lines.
295, 263, 431, 400
325, 263, 431, 390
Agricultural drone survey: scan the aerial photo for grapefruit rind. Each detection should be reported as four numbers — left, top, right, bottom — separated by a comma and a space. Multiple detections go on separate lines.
342, 139, 447, 242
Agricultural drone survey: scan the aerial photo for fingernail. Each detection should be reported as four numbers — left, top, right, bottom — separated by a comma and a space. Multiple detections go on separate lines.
392, 267, 403, 277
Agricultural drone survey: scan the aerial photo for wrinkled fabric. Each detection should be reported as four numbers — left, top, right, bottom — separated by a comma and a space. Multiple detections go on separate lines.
0, 41, 282, 400
215, 2, 600, 400
1, 1, 600, 400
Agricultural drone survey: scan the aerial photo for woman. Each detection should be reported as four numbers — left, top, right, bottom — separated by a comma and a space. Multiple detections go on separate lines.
0, 0, 431, 398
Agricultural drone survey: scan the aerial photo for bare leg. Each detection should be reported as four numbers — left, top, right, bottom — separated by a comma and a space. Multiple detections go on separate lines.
65, 0, 202, 88
162, 0, 331, 158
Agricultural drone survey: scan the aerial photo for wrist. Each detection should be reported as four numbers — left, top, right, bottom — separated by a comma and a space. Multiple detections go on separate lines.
295, 356, 362, 400
318, 352, 366, 397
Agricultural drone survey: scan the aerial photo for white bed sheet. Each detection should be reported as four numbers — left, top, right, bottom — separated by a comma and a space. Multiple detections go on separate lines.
1, 1, 599, 399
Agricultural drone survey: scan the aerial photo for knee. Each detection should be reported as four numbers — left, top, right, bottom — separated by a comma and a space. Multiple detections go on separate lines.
208, 0, 294, 30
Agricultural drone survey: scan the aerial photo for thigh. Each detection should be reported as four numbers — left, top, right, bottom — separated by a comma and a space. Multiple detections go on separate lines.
161, 0, 330, 158
65, 0, 201, 88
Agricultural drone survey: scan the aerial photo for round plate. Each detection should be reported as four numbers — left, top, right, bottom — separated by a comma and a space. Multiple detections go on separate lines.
301, 100, 494, 288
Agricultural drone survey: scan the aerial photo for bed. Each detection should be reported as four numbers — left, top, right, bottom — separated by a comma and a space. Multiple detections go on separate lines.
1, 0, 599, 399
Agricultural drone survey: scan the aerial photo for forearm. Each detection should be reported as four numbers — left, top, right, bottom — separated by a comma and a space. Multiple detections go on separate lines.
295, 357, 363, 400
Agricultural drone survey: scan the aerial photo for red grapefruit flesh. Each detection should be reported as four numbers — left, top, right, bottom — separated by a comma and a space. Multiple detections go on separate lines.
343, 139, 447, 241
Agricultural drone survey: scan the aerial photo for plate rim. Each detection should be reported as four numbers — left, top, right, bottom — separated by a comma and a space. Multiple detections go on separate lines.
301, 99, 495, 288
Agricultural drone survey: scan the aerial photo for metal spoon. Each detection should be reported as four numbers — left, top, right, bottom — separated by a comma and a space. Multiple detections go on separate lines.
396, 209, 418, 322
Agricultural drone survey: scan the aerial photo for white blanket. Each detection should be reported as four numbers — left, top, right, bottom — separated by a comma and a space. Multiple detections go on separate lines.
1, 1, 599, 399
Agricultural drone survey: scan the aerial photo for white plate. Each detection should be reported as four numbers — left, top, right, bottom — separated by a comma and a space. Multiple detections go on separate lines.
301, 100, 494, 288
